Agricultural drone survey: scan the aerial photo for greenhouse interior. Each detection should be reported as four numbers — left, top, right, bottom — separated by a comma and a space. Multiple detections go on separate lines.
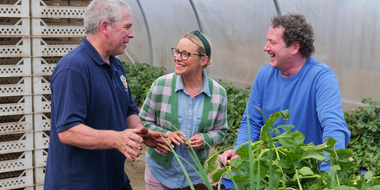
1, 0, 380, 189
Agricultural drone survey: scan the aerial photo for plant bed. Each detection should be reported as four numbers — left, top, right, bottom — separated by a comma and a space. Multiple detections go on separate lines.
123, 62, 166, 107
205, 109, 380, 189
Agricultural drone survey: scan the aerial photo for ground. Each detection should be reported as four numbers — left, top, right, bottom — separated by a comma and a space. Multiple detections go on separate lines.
124, 144, 147, 190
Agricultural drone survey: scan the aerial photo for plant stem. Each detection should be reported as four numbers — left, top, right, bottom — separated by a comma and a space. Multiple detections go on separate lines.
294, 165, 303, 190
247, 105, 255, 190
159, 133, 195, 190
272, 142, 280, 159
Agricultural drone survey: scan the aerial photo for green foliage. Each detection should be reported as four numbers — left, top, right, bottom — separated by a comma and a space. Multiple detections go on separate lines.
215, 80, 251, 152
344, 98, 380, 177
206, 110, 380, 190
122, 62, 380, 184
122, 62, 166, 107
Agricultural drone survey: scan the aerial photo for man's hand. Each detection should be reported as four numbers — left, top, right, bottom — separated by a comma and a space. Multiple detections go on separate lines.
218, 149, 240, 167
186, 133, 204, 150
141, 129, 169, 154
116, 128, 147, 162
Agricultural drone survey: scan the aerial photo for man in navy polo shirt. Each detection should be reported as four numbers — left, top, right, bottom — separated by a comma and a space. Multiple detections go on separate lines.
44, 0, 167, 189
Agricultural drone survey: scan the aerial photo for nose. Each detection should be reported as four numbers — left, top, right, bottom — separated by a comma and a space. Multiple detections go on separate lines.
128, 28, 134, 39
263, 42, 270, 51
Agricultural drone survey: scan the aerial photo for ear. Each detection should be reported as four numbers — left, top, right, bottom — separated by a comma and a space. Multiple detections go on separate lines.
100, 21, 108, 35
200, 56, 208, 67
291, 41, 300, 55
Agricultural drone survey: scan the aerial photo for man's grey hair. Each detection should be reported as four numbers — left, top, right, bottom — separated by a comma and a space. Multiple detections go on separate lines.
84, 0, 131, 35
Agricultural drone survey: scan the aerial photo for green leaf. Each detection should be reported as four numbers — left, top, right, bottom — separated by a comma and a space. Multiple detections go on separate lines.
334, 186, 359, 190
277, 160, 292, 169
235, 145, 249, 158
280, 109, 290, 121
274, 128, 281, 136
287, 152, 302, 163
277, 131, 305, 148
302, 150, 326, 161
364, 170, 374, 180
278, 124, 295, 131
367, 185, 380, 190
336, 149, 353, 160
205, 154, 218, 174
267, 111, 280, 125
260, 124, 271, 142
299, 167, 314, 175
211, 167, 226, 182
323, 137, 337, 153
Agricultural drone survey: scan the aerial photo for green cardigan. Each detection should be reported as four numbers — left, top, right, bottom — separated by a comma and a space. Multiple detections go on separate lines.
139, 73, 228, 167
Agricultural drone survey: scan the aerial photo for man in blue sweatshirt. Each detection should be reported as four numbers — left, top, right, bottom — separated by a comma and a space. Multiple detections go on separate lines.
219, 13, 350, 172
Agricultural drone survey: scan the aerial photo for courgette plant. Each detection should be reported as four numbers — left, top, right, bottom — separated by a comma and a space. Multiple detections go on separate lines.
205, 109, 380, 190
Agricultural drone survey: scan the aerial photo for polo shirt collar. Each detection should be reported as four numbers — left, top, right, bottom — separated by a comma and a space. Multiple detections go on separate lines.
175, 70, 211, 97
81, 36, 120, 66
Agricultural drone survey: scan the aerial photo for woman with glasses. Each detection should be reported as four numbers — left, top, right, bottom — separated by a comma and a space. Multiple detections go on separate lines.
139, 30, 228, 189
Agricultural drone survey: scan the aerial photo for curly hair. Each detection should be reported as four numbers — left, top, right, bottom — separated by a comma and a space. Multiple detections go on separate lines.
271, 13, 315, 58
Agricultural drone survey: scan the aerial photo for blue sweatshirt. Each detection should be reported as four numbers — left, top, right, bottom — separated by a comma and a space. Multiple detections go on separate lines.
234, 56, 351, 172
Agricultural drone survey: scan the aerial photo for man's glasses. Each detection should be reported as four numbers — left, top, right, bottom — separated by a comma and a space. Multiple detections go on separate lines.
172, 48, 203, 61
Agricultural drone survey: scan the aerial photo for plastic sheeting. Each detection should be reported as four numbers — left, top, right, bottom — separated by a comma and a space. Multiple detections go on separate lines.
121, 0, 380, 110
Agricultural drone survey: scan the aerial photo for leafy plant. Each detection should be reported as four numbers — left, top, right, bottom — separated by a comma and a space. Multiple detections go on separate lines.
344, 98, 380, 177
206, 109, 380, 190
159, 123, 220, 190
123, 62, 166, 107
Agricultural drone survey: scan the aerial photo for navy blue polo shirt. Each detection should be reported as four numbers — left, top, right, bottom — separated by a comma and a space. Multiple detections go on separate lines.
44, 37, 139, 190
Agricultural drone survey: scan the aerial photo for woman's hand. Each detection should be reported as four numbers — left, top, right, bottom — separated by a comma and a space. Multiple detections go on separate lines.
186, 133, 204, 150
167, 130, 186, 146
155, 131, 186, 153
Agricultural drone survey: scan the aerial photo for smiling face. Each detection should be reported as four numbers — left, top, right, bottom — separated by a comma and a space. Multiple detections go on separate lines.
106, 10, 134, 56
174, 38, 206, 77
263, 26, 294, 72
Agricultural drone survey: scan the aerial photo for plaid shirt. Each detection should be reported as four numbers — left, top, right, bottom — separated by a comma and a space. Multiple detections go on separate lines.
139, 72, 228, 167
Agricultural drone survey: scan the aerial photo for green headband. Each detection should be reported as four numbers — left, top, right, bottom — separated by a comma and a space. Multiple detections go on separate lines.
190, 30, 211, 57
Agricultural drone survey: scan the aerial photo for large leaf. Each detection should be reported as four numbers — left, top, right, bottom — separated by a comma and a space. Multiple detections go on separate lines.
287, 152, 302, 163
278, 124, 295, 132
277, 160, 292, 169
302, 150, 326, 161
277, 131, 305, 148
235, 145, 249, 158
211, 167, 226, 182
260, 124, 271, 142
364, 171, 374, 181
205, 154, 218, 174
336, 149, 354, 170
267, 111, 280, 126
299, 167, 314, 175
328, 165, 340, 188
324, 137, 337, 153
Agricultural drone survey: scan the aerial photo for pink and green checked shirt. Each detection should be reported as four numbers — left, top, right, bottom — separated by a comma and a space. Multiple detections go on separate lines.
139, 72, 228, 167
